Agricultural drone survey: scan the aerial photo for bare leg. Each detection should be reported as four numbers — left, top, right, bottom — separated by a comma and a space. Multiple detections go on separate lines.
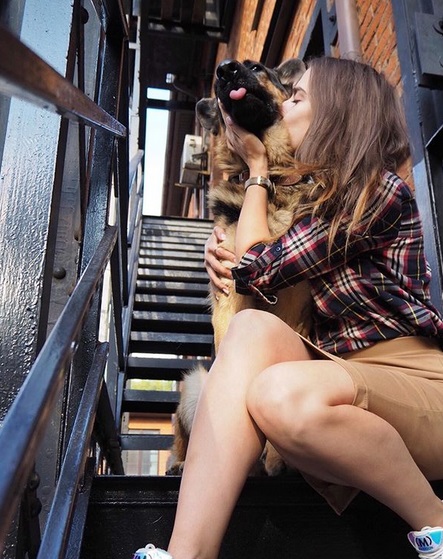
168, 310, 313, 559
168, 309, 443, 559
247, 362, 443, 530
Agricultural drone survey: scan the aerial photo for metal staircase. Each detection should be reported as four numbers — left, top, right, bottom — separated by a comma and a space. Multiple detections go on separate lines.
121, 215, 214, 454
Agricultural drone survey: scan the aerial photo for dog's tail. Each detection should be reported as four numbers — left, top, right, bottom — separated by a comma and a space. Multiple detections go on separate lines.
176, 364, 208, 433
166, 364, 208, 474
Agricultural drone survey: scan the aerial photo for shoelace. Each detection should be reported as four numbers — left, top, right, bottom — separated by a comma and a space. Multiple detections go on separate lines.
418, 548, 443, 559
135, 544, 155, 558
146, 544, 157, 557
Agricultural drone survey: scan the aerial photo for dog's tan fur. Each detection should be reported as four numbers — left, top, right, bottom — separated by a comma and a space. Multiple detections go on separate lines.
167, 59, 311, 476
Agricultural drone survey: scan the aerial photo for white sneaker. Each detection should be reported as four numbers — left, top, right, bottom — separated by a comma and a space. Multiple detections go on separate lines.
408, 526, 443, 558
132, 543, 173, 559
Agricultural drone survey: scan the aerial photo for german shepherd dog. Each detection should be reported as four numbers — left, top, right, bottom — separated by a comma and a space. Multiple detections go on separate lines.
167, 58, 312, 476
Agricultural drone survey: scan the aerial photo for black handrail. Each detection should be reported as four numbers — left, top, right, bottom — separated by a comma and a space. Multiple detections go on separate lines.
36, 342, 109, 559
0, 9, 139, 557
0, 24, 126, 138
0, 226, 117, 552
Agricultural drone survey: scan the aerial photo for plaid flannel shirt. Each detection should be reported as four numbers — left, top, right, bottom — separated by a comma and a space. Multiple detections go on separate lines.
232, 171, 443, 354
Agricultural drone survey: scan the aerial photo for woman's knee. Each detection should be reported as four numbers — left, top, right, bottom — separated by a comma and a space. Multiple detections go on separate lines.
218, 309, 309, 362
223, 309, 280, 341
246, 366, 309, 432
246, 363, 354, 442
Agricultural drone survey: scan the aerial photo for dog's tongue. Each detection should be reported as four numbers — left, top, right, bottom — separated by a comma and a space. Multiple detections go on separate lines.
229, 87, 247, 101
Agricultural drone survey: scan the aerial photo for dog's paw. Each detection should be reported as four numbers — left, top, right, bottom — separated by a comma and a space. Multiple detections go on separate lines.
165, 461, 185, 476
262, 443, 287, 476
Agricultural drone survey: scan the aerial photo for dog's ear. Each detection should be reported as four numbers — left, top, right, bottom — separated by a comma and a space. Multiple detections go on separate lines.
274, 58, 306, 95
196, 97, 220, 136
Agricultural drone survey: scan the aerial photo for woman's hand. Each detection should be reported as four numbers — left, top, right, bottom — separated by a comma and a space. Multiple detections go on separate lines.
219, 103, 268, 176
204, 226, 236, 295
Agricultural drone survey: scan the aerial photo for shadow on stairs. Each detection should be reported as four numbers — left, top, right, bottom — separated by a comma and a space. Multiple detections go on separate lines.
80, 474, 443, 558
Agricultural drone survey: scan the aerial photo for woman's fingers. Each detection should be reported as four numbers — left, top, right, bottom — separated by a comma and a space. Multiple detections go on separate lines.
204, 227, 236, 293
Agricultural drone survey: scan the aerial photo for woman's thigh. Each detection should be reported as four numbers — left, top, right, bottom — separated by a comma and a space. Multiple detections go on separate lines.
304, 336, 443, 479
248, 359, 356, 416
348, 364, 443, 478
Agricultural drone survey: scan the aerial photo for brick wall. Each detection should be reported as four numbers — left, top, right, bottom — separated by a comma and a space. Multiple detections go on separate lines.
217, 1, 401, 86
281, 1, 318, 61
216, 0, 278, 65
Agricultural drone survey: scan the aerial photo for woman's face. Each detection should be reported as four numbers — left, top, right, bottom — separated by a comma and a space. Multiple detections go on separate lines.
281, 68, 312, 150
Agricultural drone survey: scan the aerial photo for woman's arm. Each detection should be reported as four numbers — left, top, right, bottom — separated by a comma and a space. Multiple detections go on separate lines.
232, 174, 406, 294
221, 109, 272, 260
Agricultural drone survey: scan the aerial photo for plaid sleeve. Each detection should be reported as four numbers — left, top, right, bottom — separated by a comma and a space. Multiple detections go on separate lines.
232, 216, 350, 297
232, 172, 405, 298
231, 240, 284, 298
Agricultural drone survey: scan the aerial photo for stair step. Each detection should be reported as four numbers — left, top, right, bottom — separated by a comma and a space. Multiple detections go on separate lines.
141, 226, 212, 240
129, 331, 213, 356
140, 233, 208, 245
126, 356, 210, 380
132, 310, 212, 334
82, 475, 443, 558
139, 240, 207, 251
142, 219, 213, 230
139, 247, 206, 259
120, 434, 174, 451
122, 389, 180, 413
135, 280, 209, 297
138, 257, 206, 271
134, 293, 210, 313
137, 268, 209, 282
141, 216, 212, 226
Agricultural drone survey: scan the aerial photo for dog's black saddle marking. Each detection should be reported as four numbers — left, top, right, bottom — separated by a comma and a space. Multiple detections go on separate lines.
210, 199, 241, 225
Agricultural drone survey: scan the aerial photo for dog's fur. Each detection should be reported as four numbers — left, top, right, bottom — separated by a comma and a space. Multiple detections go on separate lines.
167, 59, 312, 476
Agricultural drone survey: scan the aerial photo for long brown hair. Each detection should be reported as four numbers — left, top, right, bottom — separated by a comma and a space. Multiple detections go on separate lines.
292, 57, 410, 244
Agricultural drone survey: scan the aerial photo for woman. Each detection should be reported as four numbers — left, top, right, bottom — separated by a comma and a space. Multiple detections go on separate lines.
133, 57, 443, 559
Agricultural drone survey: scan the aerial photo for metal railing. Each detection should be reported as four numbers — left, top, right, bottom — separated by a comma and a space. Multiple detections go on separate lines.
0, 10, 141, 557
0, 230, 116, 553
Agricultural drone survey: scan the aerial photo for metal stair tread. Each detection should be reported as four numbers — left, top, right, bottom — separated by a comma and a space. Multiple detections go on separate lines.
132, 308, 211, 318
131, 311, 212, 336
122, 388, 180, 413
142, 219, 213, 231
126, 355, 210, 380
135, 280, 209, 296
127, 355, 210, 368
139, 241, 207, 251
141, 226, 212, 238
132, 309, 211, 324
130, 331, 213, 343
134, 293, 209, 308
120, 433, 174, 451
140, 233, 209, 244
138, 248, 205, 260
137, 257, 207, 271
136, 269, 209, 282
142, 220, 213, 230
129, 332, 213, 357
82, 476, 443, 559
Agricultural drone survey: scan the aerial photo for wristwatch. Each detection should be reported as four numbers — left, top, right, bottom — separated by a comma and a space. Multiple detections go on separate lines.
244, 176, 276, 199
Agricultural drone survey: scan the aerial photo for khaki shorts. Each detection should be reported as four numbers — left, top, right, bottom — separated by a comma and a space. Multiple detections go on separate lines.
299, 335, 443, 513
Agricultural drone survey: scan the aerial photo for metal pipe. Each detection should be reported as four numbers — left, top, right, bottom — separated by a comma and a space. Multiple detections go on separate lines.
335, 0, 362, 61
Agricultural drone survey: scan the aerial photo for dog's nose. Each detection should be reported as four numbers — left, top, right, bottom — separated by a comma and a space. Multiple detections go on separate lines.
216, 59, 240, 81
